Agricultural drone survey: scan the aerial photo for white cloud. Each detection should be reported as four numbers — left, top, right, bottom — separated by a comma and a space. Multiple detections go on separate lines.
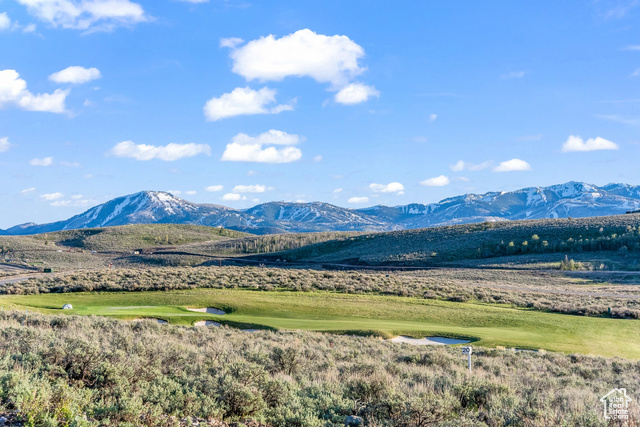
334, 83, 379, 105
21, 187, 36, 194
110, 141, 211, 161
50, 198, 95, 207
429, 113, 438, 122
49, 66, 101, 84
30, 156, 53, 166
205, 185, 224, 192
622, 45, 640, 51
561, 135, 619, 152
348, 196, 369, 204
40, 192, 64, 200
449, 160, 492, 172
232, 129, 301, 146
70, 194, 83, 199
222, 193, 243, 201
16, 0, 148, 32
23, 23, 36, 33
0, 12, 11, 30
232, 184, 266, 193
313, 155, 323, 162
221, 130, 303, 163
0, 137, 10, 152
493, 159, 532, 172
220, 37, 243, 48
227, 29, 366, 88
185, 190, 196, 195
501, 71, 525, 79
369, 182, 404, 194
0, 69, 68, 113
221, 144, 302, 163
420, 175, 450, 187
333, 188, 343, 193
204, 87, 292, 121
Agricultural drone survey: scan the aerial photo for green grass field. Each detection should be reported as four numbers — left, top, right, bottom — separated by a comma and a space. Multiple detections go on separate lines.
3, 288, 640, 359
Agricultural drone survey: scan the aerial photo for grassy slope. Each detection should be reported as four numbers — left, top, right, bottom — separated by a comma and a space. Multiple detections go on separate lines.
34, 224, 251, 251
3, 288, 640, 359
274, 213, 640, 265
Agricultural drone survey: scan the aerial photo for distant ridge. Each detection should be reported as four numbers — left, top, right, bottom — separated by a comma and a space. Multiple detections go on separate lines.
2, 182, 640, 235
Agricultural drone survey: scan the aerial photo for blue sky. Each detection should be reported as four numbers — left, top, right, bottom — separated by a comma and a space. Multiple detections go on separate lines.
1, 0, 639, 228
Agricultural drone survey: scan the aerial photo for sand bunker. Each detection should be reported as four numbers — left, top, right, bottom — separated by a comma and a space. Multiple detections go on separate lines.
389, 336, 470, 346
132, 318, 168, 324
187, 307, 226, 315
194, 320, 221, 327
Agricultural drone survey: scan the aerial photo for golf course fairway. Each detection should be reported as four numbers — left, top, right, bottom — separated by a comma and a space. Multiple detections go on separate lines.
2, 288, 639, 359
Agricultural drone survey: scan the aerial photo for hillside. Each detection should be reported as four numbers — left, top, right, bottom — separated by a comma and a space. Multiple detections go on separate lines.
273, 213, 640, 266
2, 182, 640, 236
35, 223, 250, 251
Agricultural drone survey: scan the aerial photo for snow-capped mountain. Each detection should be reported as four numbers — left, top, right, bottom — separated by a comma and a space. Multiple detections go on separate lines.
2, 182, 640, 235
391, 181, 640, 228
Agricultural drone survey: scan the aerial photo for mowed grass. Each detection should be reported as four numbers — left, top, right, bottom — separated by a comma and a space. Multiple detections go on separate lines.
2, 289, 640, 359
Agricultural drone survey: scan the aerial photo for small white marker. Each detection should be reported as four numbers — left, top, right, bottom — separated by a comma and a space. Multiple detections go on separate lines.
462, 346, 472, 374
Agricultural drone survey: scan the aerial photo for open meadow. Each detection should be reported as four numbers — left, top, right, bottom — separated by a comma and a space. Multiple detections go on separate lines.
1, 221, 640, 424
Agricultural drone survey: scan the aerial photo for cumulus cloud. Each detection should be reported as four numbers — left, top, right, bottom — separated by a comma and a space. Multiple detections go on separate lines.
334, 83, 379, 105
221, 130, 303, 163
205, 185, 224, 192
110, 141, 211, 161
420, 175, 450, 187
449, 160, 492, 172
0, 137, 10, 152
232, 184, 266, 193
0, 69, 68, 113
50, 198, 96, 207
222, 193, 243, 201
493, 159, 532, 172
227, 29, 366, 87
16, 0, 148, 32
232, 129, 301, 146
49, 66, 101, 84
348, 196, 369, 204
220, 37, 243, 48
0, 12, 11, 30
204, 87, 292, 121
561, 135, 619, 152
40, 192, 64, 200
30, 156, 53, 166
369, 182, 404, 194
224, 29, 378, 104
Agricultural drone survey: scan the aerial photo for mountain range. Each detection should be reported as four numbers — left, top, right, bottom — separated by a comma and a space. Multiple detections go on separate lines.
2, 181, 640, 235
